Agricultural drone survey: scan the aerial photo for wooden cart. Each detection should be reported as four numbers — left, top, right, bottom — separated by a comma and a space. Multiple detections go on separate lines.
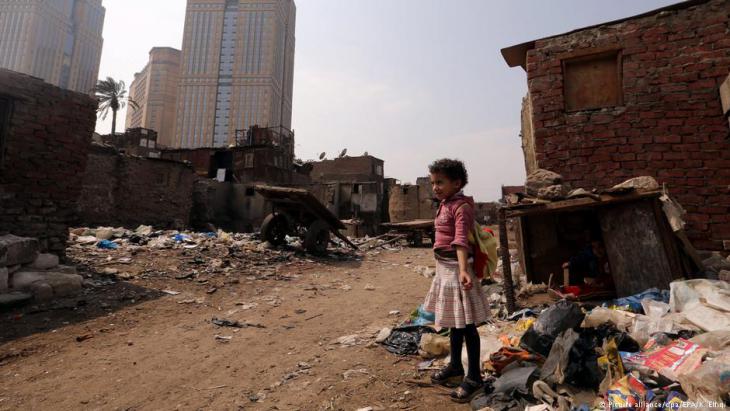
255, 185, 358, 254
380, 219, 435, 247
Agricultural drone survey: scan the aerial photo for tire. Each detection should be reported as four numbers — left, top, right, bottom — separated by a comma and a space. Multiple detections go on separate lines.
261, 213, 288, 245
304, 220, 330, 254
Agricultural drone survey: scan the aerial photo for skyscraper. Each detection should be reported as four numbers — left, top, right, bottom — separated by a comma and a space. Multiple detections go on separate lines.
0, 0, 105, 95
174, 0, 296, 148
125, 47, 181, 147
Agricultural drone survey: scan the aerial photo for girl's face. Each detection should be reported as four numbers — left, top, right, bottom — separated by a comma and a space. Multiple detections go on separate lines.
430, 172, 462, 201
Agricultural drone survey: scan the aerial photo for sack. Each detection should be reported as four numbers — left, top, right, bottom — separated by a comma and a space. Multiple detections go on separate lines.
469, 222, 498, 280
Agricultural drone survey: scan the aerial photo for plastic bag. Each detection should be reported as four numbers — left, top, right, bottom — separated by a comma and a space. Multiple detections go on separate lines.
540, 328, 579, 385
520, 300, 584, 357
380, 325, 435, 356
669, 279, 730, 313
610, 288, 670, 313
582, 307, 636, 332
689, 330, 730, 352
96, 239, 118, 249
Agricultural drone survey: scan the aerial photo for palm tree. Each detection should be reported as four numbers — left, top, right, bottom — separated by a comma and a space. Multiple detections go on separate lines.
94, 77, 139, 136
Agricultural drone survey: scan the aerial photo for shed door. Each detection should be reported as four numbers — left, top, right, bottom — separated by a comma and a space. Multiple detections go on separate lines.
598, 200, 674, 297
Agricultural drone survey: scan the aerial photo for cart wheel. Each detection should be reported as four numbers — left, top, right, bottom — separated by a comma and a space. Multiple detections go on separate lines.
304, 220, 330, 254
261, 213, 288, 245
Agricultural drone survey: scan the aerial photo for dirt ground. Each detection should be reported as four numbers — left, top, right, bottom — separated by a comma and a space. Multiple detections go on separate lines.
1, 245, 476, 411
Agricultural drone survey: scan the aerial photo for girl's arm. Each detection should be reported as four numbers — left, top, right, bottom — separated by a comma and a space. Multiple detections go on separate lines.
456, 245, 472, 290
451, 203, 475, 290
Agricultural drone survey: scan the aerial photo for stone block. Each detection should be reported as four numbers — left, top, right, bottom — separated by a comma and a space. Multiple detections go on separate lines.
28, 253, 60, 270
0, 291, 33, 308
0, 267, 7, 293
30, 281, 54, 302
0, 235, 39, 266
10, 271, 83, 298
525, 169, 563, 197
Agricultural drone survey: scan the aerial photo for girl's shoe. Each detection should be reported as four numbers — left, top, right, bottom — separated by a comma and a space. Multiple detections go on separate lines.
450, 376, 483, 403
430, 364, 464, 387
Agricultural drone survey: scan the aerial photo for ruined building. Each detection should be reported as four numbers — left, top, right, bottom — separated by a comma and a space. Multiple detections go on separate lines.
309, 155, 386, 235
502, 0, 730, 251
0, 69, 96, 255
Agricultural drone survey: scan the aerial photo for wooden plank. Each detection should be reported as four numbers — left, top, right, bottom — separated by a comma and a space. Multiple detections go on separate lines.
720, 73, 730, 117
598, 200, 675, 297
498, 208, 517, 314
505, 191, 661, 218
651, 198, 684, 280
380, 219, 434, 229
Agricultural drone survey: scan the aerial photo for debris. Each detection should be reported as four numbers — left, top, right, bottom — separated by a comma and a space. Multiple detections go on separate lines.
612, 176, 659, 192
380, 326, 435, 356
161, 290, 180, 295
215, 335, 232, 343
96, 240, 118, 250
342, 368, 369, 380
525, 169, 564, 197
75, 334, 94, 342
364, 284, 375, 291
335, 334, 360, 347
388, 310, 400, 316
418, 333, 449, 358
211, 317, 265, 329
520, 299, 584, 357
375, 327, 392, 343
605, 375, 655, 410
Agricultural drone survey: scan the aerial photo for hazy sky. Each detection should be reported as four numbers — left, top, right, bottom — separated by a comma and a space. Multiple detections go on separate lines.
97, 0, 676, 201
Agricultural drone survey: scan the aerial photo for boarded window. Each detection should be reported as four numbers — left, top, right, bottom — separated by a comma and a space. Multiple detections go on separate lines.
0, 96, 12, 168
563, 51, 622, 111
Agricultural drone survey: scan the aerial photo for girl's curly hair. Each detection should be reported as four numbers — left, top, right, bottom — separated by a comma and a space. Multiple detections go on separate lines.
428, 158, 468, 187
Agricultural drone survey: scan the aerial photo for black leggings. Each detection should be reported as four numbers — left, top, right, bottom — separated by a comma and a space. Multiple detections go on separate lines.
449, 324, 481, 381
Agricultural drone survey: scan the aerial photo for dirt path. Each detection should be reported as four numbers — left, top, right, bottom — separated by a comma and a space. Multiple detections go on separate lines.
1, 247, 472, 411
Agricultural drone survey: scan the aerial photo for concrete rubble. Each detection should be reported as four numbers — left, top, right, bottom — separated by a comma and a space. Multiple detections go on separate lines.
0, 234, 83, 305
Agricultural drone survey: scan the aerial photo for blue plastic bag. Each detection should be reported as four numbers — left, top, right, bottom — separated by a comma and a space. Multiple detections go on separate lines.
408, 304, 435, 326
173, 234, 192, 243
96, 240, 118, 249
606, 288, 670, 313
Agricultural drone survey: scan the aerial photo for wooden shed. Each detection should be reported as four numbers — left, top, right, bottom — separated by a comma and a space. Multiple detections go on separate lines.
497, 191, 703, 312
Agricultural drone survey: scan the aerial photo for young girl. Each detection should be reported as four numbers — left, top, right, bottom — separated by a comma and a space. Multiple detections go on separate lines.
423, 158, 490, 403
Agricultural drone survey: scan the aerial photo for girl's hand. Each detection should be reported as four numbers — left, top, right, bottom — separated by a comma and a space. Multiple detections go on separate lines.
459, 271, 473, 290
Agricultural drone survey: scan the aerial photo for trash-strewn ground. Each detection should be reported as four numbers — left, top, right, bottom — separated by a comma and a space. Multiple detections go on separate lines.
1, 237, 473, 410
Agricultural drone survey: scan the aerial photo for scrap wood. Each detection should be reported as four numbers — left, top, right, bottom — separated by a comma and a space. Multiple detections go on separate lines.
367, 234, 408, 250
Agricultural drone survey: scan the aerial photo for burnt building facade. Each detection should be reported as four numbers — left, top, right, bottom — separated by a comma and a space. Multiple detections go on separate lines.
502, 0, 730, 251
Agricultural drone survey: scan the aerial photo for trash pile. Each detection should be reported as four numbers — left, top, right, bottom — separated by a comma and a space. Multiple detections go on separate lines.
67, 225, 361, 284
0, 234, 83, 306
377, 279, 730, 410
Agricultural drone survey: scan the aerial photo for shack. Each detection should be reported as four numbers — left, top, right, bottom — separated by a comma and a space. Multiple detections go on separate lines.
497, 190, 703, 312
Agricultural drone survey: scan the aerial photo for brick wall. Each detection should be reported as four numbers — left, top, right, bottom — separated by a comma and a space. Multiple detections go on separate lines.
78, 144, 196, 228
310, 156, 384, 183
524, 0, 730, 250
0, 69, 96, 255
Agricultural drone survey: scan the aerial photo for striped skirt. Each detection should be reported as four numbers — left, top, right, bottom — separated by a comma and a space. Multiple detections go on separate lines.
423, 259, 491, 329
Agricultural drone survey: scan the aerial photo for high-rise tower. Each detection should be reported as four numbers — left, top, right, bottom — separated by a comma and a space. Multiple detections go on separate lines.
0, 0, 105, 95
125, 47, 181, 147
174, 0, 296, 148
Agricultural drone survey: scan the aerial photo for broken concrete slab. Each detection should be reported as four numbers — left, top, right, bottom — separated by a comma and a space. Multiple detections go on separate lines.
30, 281, 54, 302
537, 184, 568, 201
613, 176, 659, 192
0, 291, 33, 308
10, 271, 83, 298
28, 253, 60, 270
525, 169, 563, 197
0, 234, 40, 266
